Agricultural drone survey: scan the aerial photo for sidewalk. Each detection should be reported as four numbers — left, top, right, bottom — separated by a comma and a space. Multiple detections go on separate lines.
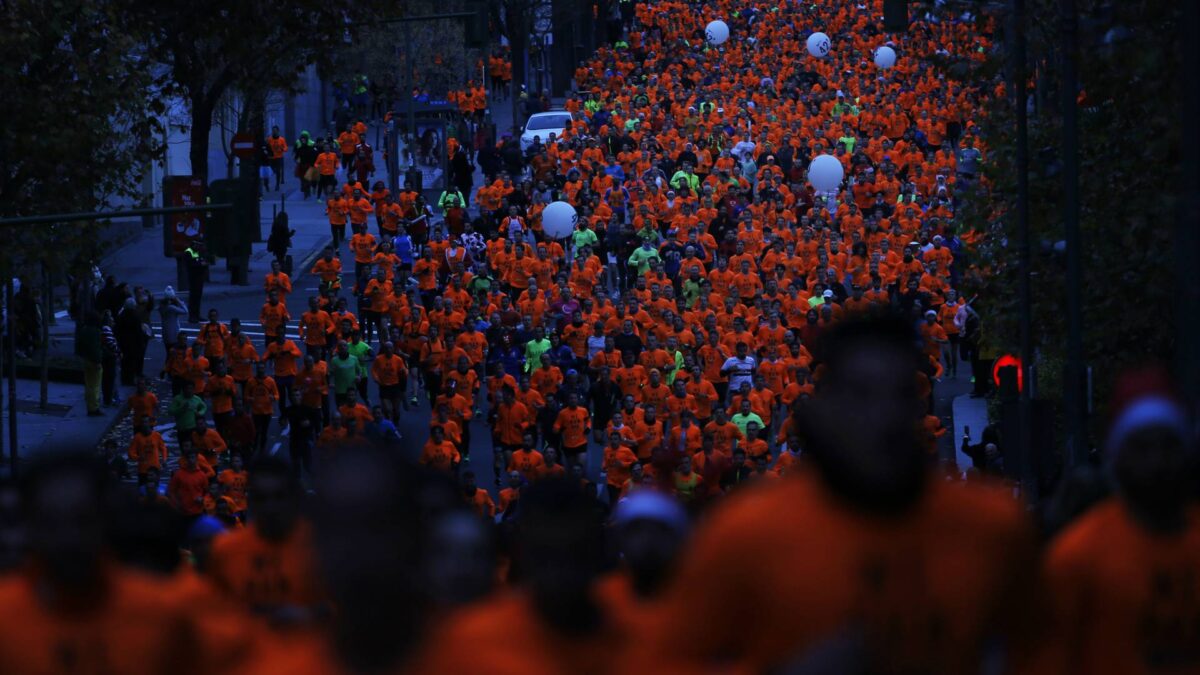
8, 92, 523, 463
9, 174, 340, 463
952, 393, 989, 472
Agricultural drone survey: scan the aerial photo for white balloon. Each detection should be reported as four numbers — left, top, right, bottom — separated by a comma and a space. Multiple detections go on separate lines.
873, 45, 897, 68
807, 154, 844, 192
806, 32, 831, 58
542, 201, 578, 239
705, 20, 729, 45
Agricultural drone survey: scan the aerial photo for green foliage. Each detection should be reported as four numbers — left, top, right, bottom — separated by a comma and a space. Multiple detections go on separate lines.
955, 0, 1181, 421
322, 0, 484, 101
135, 0, 392, 179
0, 0, 167, 268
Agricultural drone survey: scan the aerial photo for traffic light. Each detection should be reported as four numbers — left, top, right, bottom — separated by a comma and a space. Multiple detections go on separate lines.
465, 0, 490, 48
883, 0, 908, 32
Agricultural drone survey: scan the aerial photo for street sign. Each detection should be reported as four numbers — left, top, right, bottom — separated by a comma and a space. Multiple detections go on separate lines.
230, 133, 258, 159
162, 176, 205, 257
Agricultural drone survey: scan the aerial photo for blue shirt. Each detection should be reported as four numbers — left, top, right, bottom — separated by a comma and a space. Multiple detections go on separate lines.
394, 235, 415, 264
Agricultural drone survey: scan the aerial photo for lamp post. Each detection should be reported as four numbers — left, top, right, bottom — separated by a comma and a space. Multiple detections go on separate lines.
1060, 0, 1086, 466
1010, 0, 1035, 496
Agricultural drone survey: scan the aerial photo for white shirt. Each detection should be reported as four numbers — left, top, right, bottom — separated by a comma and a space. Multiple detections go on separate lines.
587, 335, 607, 360
721, 355, 757, 389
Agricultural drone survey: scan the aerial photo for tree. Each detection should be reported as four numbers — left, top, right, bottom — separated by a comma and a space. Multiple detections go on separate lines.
1, 0, 169, 408
952, 0, 1181, 433
137, 0, 389, 181
322, 0, 482, 106
0, 0, 166, 221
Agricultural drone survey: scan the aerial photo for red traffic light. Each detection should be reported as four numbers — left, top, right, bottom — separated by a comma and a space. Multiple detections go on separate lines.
992, 354, 1024, 392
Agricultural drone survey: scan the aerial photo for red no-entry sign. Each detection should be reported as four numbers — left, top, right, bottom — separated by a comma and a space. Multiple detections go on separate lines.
230, 133, 258, 160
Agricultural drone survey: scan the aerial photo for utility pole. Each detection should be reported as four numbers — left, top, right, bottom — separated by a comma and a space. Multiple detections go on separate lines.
1060, 0, 1086, 466
1011, 0, 1035, 496
1180, 0, 1200, 418
5, 279, 15, 474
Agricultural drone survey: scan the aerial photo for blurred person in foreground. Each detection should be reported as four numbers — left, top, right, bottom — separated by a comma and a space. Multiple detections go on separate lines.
237, 446, 427, 674
417, 479, 622, 674
596, 489, 689, 635
205, 457, 322, 628
1034, 367, 1200, 674
636, 313, 1039, 674
0, 455, 246, 673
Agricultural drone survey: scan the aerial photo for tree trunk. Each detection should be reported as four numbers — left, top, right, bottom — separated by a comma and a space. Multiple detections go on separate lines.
189, 93, 215, 182
38, 263, 50, 409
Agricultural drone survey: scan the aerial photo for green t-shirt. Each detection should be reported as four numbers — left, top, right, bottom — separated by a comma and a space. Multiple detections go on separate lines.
838, 135, 857, 153
627, 246, 661, 273
346, 341, 372, 377
330, 354, 360, 395
524, 338, 552, 372
572, 228, 598, 251
467, 275, 494, 296
730, 411, 765, 438
168, 395, 207, 430
682, 278, 703, 308
670, 171, 700, 193
666, 350, 684, 385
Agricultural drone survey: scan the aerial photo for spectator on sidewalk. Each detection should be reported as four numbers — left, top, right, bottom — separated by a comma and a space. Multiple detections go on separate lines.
183, 239, 209, 323
75, 311, 104, 417
157, 286, 187, 350
100, 312, 120, 407
115, 298, 149, 387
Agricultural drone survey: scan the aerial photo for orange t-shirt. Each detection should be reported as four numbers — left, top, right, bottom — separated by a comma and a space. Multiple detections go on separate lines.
1034, 499, 1200, 675
218, 469, 249, 513
0, 567, 249, 675
371, 353, 407, 386
638, 474, 1037, 674
416, 592, 625, 675
265, 340, 301, 377
128, 431, 168, 473
206, 522, 321, 614
420, 440, 461, 472
554, 406, 590, 448
245, 376, 279, 416
129, 391, 158, 426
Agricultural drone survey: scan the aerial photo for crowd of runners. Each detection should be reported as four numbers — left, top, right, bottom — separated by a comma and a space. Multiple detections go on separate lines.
0, 0, 1197, 673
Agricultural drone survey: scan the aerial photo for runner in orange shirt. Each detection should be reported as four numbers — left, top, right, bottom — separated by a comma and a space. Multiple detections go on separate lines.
0, 456, 253, 674
1035, 370, 1200, 675
553, 391, 591, 465
371, 341, 409, 423
417, 480, 624, 674
637, 315, 1038, 673
207, 457, 323, 625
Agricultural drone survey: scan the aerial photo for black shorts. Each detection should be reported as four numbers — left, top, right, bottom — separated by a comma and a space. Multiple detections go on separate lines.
319, 175, 336, 188
379, 383, 403, 399
562, 443, 588, 459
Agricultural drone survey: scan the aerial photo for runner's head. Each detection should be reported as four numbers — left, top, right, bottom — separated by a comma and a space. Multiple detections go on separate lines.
797, 313, 926, 512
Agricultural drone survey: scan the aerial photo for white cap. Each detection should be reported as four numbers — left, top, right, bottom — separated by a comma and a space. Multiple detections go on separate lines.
822, 289, 834, 298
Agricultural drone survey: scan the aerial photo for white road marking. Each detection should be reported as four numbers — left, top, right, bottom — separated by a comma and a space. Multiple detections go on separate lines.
269, 442, 281, 456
